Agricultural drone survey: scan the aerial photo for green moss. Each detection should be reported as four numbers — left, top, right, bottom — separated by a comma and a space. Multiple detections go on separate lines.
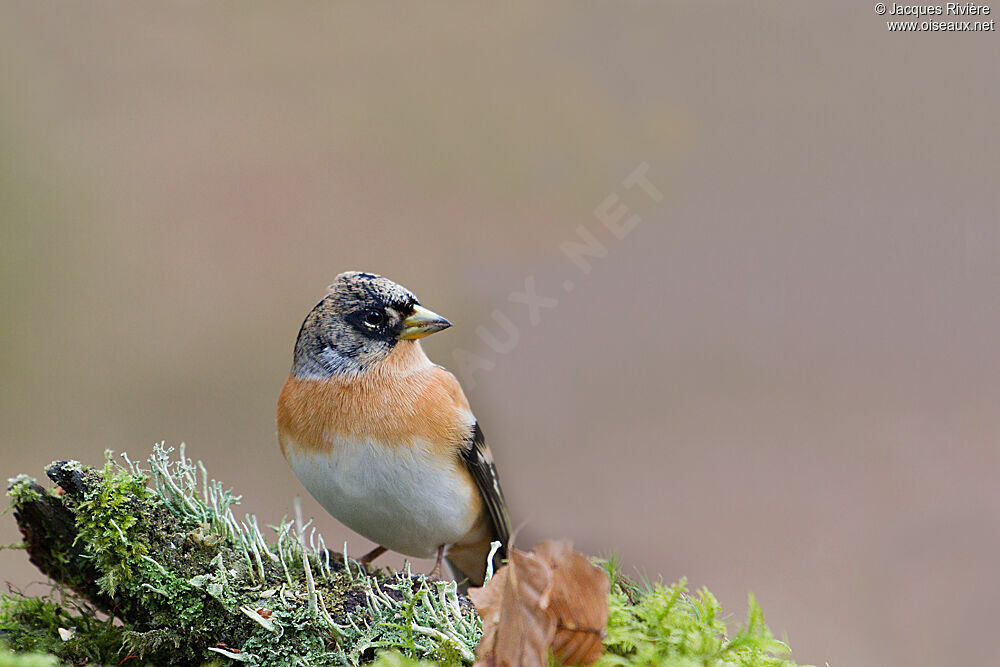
66, 455, 156, 596
0, 593, 125, 665
368, 652, 439, 667
5, 476, 43, 508
0, 645, 60, 667
595, 564, 809, 667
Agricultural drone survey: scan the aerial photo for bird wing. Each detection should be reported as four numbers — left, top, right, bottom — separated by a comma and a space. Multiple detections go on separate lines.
461, 422, 512, 563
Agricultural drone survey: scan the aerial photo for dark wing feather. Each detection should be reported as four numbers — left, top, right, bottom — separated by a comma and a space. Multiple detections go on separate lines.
461, 422, 512, 564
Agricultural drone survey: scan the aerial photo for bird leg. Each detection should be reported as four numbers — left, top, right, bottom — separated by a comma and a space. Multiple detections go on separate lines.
427, 545, 445, 580
360, 545, 387, 564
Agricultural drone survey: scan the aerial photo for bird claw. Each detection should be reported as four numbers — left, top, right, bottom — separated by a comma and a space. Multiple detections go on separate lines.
426, 545, 445, 581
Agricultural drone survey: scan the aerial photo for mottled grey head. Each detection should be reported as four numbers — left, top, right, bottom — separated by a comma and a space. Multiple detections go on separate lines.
291, 271, 451, 377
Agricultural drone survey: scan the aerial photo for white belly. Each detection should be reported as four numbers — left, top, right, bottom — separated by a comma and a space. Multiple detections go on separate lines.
286, 437, 477, 558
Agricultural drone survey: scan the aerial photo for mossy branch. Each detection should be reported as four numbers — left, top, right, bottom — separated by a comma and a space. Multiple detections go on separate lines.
6, 447, 481, 666
4, 447, 811, 666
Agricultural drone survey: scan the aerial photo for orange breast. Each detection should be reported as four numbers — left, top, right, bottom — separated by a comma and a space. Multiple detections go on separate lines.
277, 348, 472, 458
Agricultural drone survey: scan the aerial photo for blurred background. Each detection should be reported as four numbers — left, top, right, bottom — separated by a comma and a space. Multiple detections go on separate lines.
2, 4, 998, 666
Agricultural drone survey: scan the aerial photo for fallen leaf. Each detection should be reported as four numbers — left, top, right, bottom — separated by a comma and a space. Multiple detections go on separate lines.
535, 540, 610, 665
470, 540, 610, 666
469, 548, 555, 667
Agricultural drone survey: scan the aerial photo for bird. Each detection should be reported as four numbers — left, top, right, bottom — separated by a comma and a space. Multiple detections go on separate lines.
276, 271, 511, 586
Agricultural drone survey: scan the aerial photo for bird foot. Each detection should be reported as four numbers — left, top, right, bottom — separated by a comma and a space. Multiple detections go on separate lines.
426, 545, 445, 580
360, 545, 387, 564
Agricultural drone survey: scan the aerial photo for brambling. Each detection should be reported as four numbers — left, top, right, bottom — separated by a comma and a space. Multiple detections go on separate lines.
276, 272, 511, 586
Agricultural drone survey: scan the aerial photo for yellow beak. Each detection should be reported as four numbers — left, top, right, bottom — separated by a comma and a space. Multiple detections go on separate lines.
399, 304, 452, 340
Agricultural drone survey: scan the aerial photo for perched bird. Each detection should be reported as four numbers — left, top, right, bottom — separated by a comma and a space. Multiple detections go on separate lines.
277, 272, 511, 586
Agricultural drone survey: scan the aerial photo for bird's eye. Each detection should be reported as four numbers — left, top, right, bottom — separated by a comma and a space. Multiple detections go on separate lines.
363, 310, 385, 327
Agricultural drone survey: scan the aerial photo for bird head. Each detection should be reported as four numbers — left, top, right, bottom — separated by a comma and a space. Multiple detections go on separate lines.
291, 271, 451, 377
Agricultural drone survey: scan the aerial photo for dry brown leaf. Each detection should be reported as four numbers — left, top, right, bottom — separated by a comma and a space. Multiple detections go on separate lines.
470, 540, 611, 666
535, 540, 610, 665
469, 548, 556, 667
